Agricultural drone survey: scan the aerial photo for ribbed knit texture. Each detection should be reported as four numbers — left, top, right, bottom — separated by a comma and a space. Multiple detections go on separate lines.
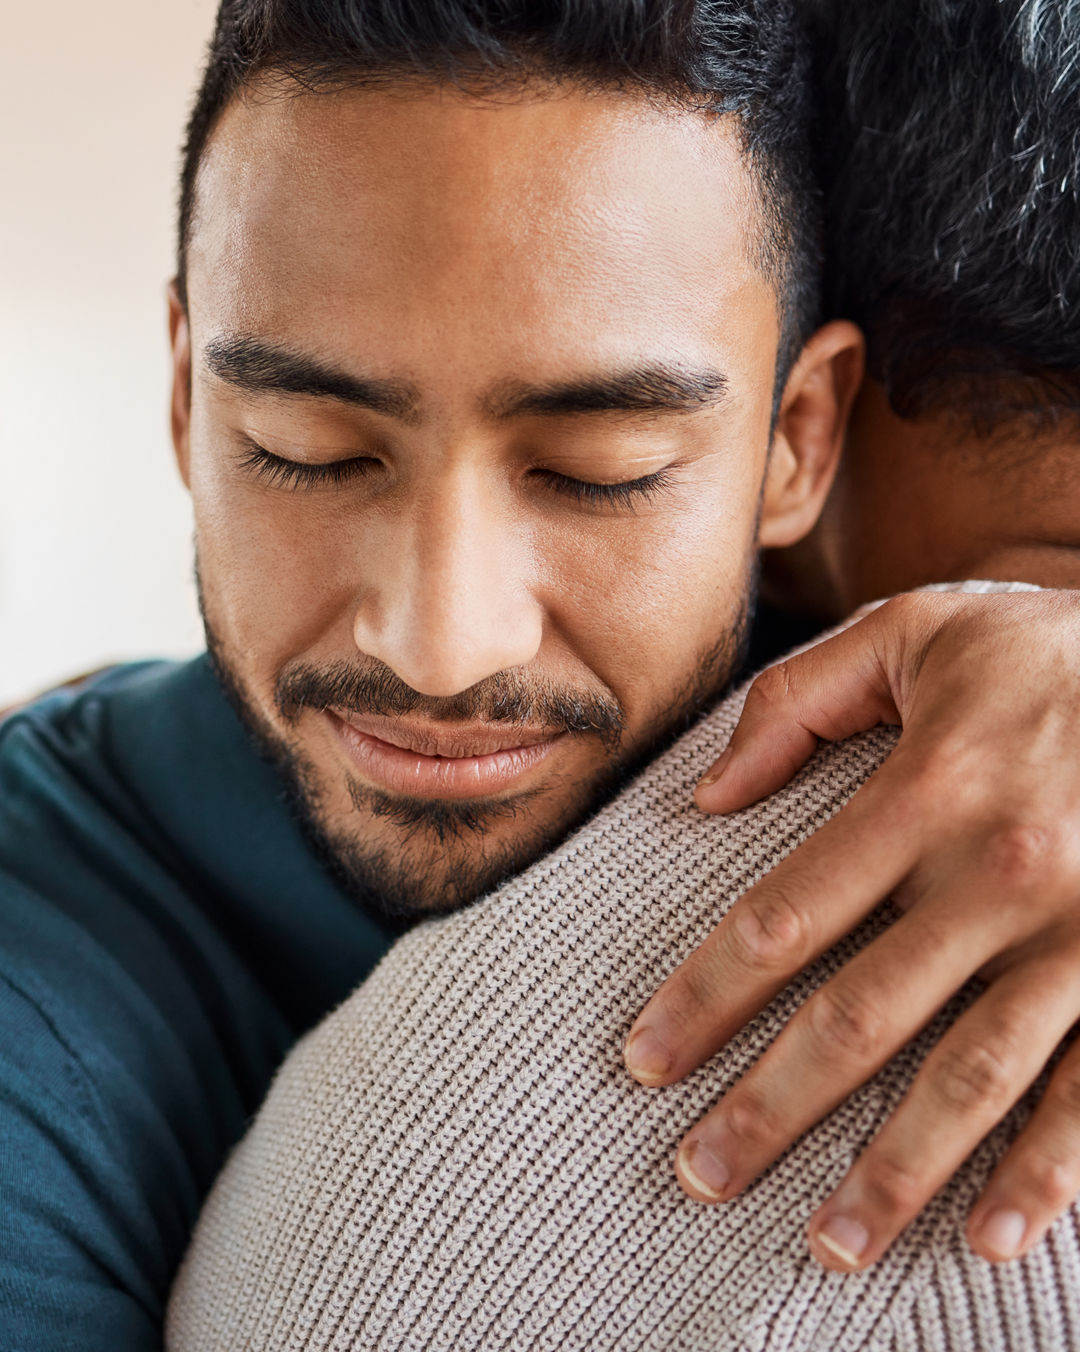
167, 580, 1076, 1352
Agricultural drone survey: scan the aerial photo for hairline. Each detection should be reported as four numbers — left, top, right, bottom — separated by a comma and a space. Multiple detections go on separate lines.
176, 65, 799, 362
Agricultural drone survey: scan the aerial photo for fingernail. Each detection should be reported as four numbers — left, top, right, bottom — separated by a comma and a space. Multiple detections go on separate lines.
624, 1028, 673, 1084
977, 1208, 1027, 1260
678, 1139, 731, 1200
815, 1215, 870, 1268
697, 747, 732, 788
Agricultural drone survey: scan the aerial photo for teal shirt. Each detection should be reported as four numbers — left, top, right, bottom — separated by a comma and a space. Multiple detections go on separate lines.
0, 657, 394, 1350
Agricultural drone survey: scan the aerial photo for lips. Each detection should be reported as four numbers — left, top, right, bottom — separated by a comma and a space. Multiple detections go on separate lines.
325, 709, 565, 799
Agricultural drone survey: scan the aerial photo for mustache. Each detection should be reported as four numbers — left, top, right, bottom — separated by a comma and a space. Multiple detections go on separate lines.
274, 659, 627, 748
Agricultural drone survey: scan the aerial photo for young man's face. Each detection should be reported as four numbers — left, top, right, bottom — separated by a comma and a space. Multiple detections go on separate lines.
173, 80, 853, 917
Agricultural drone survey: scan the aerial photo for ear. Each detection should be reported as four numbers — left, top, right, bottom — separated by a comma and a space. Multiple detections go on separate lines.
757, 320, 864, 549
168, 280, 193, 489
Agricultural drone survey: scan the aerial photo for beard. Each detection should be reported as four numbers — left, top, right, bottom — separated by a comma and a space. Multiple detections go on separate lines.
197, 562, 754, 927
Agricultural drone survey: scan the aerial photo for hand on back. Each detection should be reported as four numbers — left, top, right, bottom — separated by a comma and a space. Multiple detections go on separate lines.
626, 588, 1080, 1271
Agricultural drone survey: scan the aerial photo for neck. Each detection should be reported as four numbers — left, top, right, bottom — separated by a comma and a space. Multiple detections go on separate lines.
766, 379, 1080, 621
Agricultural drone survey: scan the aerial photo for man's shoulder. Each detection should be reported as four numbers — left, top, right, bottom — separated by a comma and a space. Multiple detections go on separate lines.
0, 656, 224, 855
2, 654, 225, 788
0, 649, 393, 1106
1, 655, 206, 732
0, 654, 280, 1040
0, 656, 393, 1349
0, 654, 391, 1025
0, 659, 289, 1345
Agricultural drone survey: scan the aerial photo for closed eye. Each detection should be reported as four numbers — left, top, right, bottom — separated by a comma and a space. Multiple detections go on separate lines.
237, 442, 378, 490
535, 466, 677, 510
238, 441, 676, 508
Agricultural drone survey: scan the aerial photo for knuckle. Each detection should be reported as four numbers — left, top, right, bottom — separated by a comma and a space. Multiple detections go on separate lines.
743, 663, 795, 718
979, 821, 1066, 890
721, 1085, 784, 1153
806, 982, 885, 1062
861, 1153, 925, 1219
1047, 1066, 1080, 1118
656, 963, 719, 1034
1019, 1153, 1075, 1214
877, 593, 918, 627
730, 887, 809, 970
882, 742, 976, 835
930, 1038, 1016, 1115
894, 736, 978, 811
878, 590, 943, 637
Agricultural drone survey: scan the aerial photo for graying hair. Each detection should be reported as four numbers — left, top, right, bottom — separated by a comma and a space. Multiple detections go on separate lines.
811, 0, 1080, 430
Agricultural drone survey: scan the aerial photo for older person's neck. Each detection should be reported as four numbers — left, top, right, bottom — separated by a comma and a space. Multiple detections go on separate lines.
765, 378, 1080, 623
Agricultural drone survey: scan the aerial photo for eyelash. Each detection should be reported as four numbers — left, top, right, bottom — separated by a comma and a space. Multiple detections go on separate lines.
238, 442, 675, 508
238, 442, 376, 490
533, 467, 675, 509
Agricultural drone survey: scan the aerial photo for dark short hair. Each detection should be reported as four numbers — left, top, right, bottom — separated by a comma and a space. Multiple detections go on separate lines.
177, 0, 822, 379
812, 0, 1080, 430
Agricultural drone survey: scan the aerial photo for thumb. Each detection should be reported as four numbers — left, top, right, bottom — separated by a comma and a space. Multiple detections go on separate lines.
695, 610, 907, 814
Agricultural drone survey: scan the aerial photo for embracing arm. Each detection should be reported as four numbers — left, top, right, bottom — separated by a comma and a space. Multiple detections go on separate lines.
626, 587, 1080, 1270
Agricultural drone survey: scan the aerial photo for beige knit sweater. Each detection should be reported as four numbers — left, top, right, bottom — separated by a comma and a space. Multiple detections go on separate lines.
167, 580, 1079, 1352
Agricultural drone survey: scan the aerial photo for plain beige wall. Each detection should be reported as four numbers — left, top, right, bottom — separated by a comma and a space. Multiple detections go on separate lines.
0, 0, 220, 705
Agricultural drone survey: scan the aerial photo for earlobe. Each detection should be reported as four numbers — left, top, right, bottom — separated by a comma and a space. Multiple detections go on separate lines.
757, 320, 864, 549
168, 280, 193, 490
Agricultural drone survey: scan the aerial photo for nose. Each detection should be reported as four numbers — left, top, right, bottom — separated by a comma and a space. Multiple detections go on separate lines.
351, 472, 544, 698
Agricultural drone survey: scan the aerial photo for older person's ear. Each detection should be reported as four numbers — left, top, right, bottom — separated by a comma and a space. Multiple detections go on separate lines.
758, 320, 864, 549
167, 280, 192, 489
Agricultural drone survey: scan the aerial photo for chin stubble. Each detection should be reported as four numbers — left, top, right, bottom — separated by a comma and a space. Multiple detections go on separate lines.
196, 558, 754, 926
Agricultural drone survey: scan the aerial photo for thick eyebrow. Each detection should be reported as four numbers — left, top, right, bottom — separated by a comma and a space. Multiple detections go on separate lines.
204, 336, 728, 424
484, 365, 729, 419
203, 336, 421, 421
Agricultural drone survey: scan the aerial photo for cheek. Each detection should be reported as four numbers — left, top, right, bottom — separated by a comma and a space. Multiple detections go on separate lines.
188, 434, 365, 689
543, 485, 759, 720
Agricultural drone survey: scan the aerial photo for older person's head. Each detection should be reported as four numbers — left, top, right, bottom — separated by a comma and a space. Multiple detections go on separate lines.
778, 0, 1080, 616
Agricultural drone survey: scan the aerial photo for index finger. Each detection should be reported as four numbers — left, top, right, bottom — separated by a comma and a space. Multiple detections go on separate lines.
624, 771, 921, 1085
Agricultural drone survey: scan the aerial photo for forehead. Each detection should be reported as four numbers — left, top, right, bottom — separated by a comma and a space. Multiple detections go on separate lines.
186, 80, 775, 375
